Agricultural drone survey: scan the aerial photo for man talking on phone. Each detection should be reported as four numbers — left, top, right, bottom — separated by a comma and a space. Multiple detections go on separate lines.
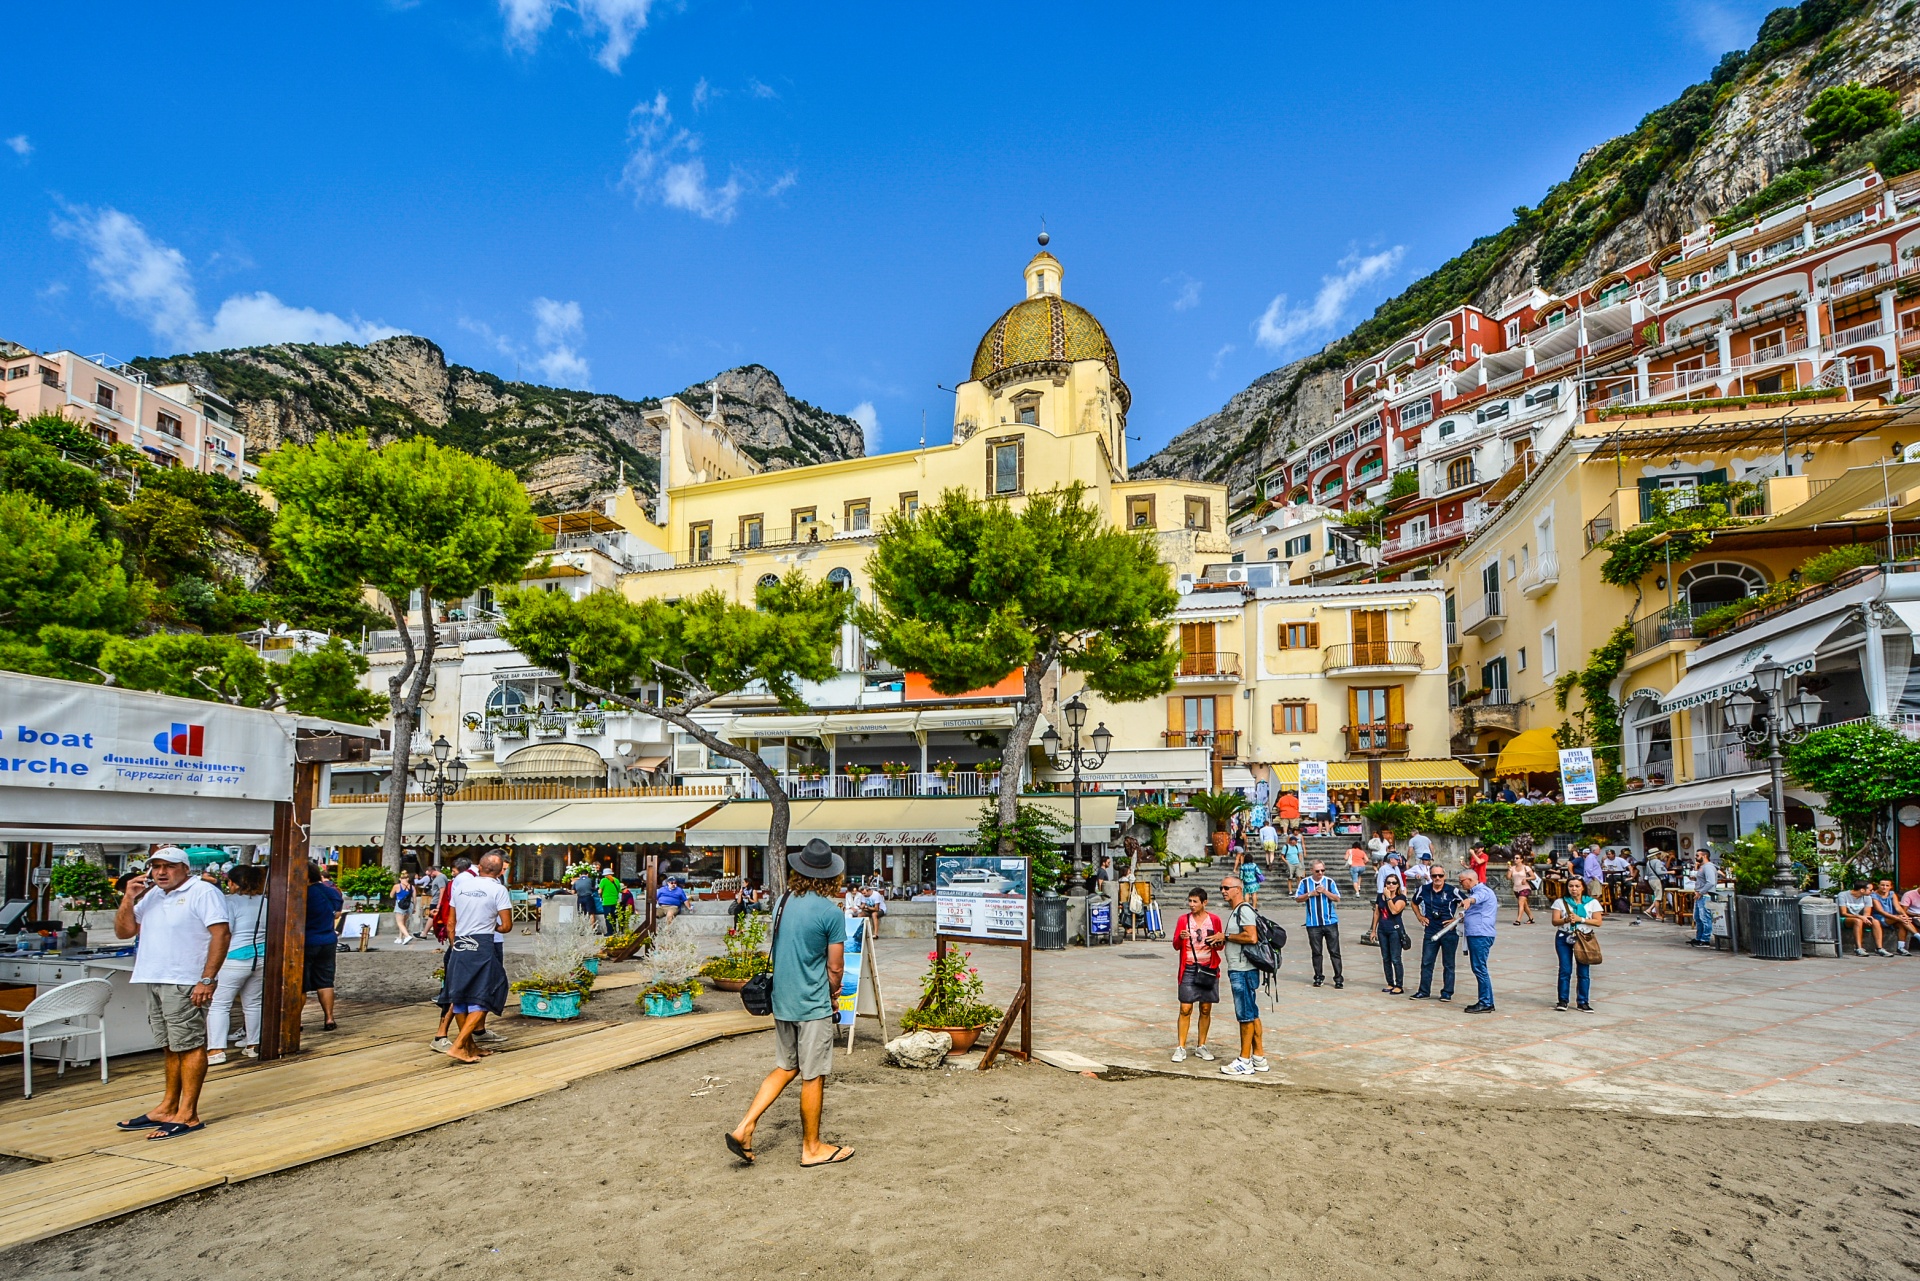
113, 846, 232, 1140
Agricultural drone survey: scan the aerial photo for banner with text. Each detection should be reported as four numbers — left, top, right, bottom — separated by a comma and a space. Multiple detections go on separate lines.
1558, 747, 1598, 805
1298, 760, 1329, 816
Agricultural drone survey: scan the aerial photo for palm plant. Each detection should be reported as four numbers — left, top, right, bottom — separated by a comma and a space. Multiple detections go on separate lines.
1186, 790, 1251, 860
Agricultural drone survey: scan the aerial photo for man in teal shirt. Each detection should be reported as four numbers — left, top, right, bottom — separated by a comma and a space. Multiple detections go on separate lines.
728, 839, 852, 1168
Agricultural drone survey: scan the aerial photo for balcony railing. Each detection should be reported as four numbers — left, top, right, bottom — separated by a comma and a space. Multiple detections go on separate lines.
1899, 323, 1920, 351
1517, 551, 1560, 598
1176, 651, 1242, 680
1630, 604, 1695, 652
1323, 641, 1424, 672
1343, 722, 1411, 754
1163, 729, 1240, 759
1460, 592, 1506, 636
742, 770, 1005, 800
1827, 265, 1898, 301
1824, 319, 1885, 351
1385, 512, 1482, 557
1586, 328, 1633, 356
1728, 342, 1796, 370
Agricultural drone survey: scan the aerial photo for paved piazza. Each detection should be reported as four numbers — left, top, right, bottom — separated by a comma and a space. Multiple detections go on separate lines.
871, 900, 1920, 1126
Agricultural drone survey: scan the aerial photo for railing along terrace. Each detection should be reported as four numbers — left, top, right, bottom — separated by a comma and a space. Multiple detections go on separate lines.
333, 783, 727, 804
1177, 651, 1243, 678
743, 770, 1003, 800
1323, 642, 1424, 671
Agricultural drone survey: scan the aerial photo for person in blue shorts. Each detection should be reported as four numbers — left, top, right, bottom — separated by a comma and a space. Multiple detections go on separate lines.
1216, 876, 1268, 1077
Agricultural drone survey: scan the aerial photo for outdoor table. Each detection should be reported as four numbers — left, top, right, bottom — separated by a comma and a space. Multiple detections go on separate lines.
1667, 888, 1696, 920
861, 775, 890, 797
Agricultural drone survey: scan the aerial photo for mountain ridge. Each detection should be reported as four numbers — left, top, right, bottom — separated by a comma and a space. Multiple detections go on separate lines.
130, 336, 866, 512
1135, 0, 1920, 504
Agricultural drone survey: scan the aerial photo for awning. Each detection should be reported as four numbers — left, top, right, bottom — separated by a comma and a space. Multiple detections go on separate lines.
1035, 746, 1212, 787
1263, 759, 1480, 787
686, 795, 1120, 848
1757, 461, 1920, 531
1577, 771, 1770, 822
0, 787, 280, 844
500, 742, 607, 780
722, 706, 1026, 741
1493, 728, 1563, 775
1887, 600, 1920, 651
310, 797, 719, 846
1659, 612, 1854, 712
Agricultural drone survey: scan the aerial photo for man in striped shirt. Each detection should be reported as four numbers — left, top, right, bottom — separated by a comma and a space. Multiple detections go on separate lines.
1294, 860, 1344, 990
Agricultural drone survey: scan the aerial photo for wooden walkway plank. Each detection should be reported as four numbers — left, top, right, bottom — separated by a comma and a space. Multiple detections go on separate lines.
496, 1010, 772, 1082
0, 1154, 223, 1251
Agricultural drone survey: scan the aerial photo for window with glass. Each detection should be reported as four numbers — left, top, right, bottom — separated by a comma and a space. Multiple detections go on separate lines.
1184, 496, 1210, 530
1284, 534, 1311, 557
1127, 495, 1155, 528
845, 499, 871, 532
1446, 457, 1476, 489
740, 514, 764, 548
690, 523, 713, 562
1399, 399, 1432, 427
988, 438, 1024, 496
898, 492, 919, 518
155, 412, 182, 438
95, 383, 115, 411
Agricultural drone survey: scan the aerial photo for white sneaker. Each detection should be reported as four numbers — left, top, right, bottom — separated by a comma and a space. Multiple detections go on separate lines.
1220, 1058, 1256, 1077
1856, 948, 1870, 957
430, 1036, 452, 1054
241, 1046, 260, 1059
1171, 1045, 1188, 1063
1250, 1056, 1270, 1073
1193, 1045, 1216, 1061
1876, 948, 1894, 957
205, 1050, 228, 1066
475, 1029, 508, 1045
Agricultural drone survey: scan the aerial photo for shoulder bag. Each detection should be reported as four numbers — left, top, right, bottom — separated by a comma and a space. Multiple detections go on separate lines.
739, 892, 788, 1017
1568, 900, 1603, 966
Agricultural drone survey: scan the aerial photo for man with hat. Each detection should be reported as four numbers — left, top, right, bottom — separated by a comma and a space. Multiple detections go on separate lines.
727, 839, 854, 1168
112, 845, 231, 1139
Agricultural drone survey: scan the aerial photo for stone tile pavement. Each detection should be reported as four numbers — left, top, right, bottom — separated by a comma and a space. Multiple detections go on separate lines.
869, 901, 1920, 1126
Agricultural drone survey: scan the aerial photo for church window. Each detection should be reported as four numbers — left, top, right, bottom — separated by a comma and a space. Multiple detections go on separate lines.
987, 437, 1025, 496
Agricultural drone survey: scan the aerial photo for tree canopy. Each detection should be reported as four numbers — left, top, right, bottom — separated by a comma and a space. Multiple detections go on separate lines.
500, 574, 845, 855
1804, 81, 1901, 152
861, 484, 1178, 854
262, 432, 545, 864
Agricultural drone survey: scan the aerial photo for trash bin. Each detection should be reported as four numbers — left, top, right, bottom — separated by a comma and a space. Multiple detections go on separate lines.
1035, 893, 1067, 950
1085, 894, 1114, 946
1746, 891, 1803, 961
1799, 895, 1841, 958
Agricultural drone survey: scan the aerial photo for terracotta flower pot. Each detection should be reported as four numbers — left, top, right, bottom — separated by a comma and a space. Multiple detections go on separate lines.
1211, 831, 1230, 859
930, 1026, 982, 1053
707, 977, 748, 992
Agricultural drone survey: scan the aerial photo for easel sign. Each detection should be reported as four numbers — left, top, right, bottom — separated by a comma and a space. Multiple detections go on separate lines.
930, 853, 1032, 1070
837, 913, 888, 1052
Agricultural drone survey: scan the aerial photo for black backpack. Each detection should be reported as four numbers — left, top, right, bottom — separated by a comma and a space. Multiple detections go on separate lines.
1238, 907, 1286, 974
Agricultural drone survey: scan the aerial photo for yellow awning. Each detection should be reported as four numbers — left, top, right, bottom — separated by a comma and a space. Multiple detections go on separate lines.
1756, 461, 1920, 531
1263, 760, 1479, 787
686, 795, 1119, 847
1494, 728, 1563, 776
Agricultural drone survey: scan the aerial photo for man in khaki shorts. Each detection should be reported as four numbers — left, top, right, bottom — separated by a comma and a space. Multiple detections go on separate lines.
112, 846, 232, 1140
727, 839, 852, 1168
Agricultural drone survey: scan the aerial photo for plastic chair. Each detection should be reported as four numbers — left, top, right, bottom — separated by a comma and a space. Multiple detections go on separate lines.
0, 977, 113, 1098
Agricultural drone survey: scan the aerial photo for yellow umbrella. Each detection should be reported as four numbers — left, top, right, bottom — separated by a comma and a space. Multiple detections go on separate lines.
1494, 727, 1562, 776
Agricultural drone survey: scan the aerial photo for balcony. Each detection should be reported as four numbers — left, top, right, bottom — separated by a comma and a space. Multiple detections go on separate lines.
1176, 651, 1242, 682
1827, 264, 1898, 301
742, 770, 1004, 800
1163, 729, 1240, 760
1630, 604, 1694, 653
1823, 319, 1885, 351
1459, 591, 1506, 639
1517, 551, 1560, 599
1429, 465, 1488, 499
1343, 722, 1411, 754
1384, 513, 1481, 559
1323, 641, 1425, 675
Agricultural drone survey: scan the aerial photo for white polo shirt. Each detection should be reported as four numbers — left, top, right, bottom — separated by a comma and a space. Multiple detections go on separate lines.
131, 877, 231, 985
450, 872, 511, 939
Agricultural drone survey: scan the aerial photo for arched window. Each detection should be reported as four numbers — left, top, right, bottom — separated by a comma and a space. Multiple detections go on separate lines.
827, 567, 853, 591
1677, 561, 1767, 614
757, 573, 781, 590
486, 685, 525, 714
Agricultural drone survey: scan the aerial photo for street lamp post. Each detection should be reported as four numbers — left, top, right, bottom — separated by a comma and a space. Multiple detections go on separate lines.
1040, 694, 1112, 896
410, 734, 469, 870
1723, 658, 1823, 957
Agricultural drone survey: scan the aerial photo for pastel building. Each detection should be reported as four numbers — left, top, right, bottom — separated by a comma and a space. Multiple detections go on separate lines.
0, 345, 248, 479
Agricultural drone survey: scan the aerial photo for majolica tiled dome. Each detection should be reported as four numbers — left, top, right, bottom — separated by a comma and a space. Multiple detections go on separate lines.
970, 294, 1122, 384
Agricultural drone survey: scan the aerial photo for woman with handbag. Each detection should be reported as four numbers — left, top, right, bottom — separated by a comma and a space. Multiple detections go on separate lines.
1170, 888, 1223, 1063
1551, 874, 1603, 1012
1375, 872, 1410, 995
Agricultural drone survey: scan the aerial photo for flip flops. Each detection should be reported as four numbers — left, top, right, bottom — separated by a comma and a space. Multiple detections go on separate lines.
147, 1121, 206, 1141
801, 1146, 855, 1168
116, 1113, 165, 1131
725, 1133, 755, 1165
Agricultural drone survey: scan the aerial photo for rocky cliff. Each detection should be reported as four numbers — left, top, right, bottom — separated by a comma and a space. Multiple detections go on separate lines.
1135, 0, 1920, 504
129, 337, 865, 511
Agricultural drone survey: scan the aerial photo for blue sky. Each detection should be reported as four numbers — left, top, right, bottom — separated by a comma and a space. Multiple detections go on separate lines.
2, 1, 1777, 459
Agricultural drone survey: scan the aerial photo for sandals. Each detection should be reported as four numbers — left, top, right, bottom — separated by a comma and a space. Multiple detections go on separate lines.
725, 1133, 755, 1165
801, 1145, 855, 1168
147, 1121, 206, 1141
116, 1113, 166, 1131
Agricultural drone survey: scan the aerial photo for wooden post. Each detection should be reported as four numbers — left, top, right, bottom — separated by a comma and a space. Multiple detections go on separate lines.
1367, 753, 1383, 805
644, 853, 659, 938
261, 759, 320, 1061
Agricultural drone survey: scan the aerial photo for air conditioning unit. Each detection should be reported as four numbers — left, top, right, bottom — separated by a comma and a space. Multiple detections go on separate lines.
1224, 566, 1247, 584
674, 745, 706, 772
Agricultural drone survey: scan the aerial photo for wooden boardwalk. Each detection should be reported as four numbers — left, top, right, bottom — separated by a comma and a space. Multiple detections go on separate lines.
0, 1000, 769, 1249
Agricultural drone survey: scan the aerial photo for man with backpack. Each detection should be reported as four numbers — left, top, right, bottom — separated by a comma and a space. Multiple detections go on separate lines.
1217, 877, 1269, 1077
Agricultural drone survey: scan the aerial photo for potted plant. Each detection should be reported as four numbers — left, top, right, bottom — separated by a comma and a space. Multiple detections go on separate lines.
1131, 802, 1182, 868
698, 912, 772, 992
337, 864, 397, 910
50, 857, 117, 949
796, 763, 827, 781
898, 947, 1002, 1052
510, 914, 602, 1020
1187, 790, 1252, 860
846, 763, 873, 788
934, 758, 959, 780
637, 922, 705, 1017
880, 760, 911, 778
533, 716, 566, 738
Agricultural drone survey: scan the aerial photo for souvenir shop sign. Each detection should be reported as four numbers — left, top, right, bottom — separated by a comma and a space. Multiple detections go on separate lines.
935, 854, 1029, 940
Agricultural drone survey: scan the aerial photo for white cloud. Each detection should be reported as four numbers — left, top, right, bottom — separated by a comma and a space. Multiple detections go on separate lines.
6, 135, 30, 158
52, 205, 401, 351
529, 296, 590, 386
766, 169, 797, 198
621, 92, 746, 223
1254, 246, 1405, 353
1168, 272, 1202, 312
747, 77, 778, 100
692, 76, 713, 110
498, 0, 655, 72
849, 401, 878, 449
1208, 343, 1236, 379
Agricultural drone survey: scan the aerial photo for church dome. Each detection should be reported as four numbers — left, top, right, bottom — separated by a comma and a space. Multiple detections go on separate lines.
969, 251, 1124, 395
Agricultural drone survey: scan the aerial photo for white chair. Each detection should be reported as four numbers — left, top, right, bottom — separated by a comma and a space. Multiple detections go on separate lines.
0, 978, 113, 1098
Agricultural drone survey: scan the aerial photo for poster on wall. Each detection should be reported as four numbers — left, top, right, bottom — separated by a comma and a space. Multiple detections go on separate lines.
1298, 761, 1329, 816
1558, 747, 1598, 805
935, 854, 1029, 940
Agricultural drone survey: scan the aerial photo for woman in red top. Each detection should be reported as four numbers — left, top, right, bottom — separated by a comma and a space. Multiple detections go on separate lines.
1171, 888, 1224, 1064
1469, 843, 1490, 884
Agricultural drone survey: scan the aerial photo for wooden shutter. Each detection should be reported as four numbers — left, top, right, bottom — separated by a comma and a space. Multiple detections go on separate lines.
1347, 687, 1361, 728
1167, 697, 1184, 738
1307, 621, 1321, 648
1214, 694, 1234, 732
1303, 702, 1318, 733
1276, 622, 1291, 649
1388, 684, 1406, 725
1272, 702, 1287, 733
1016, 440, 1025, 494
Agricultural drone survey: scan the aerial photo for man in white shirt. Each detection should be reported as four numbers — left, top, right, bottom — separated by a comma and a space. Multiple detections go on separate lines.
113, 846, 231, 1139
1688, 850, 1721, 947
1407, 829, 1433, 863
444, 851, 514, 1065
